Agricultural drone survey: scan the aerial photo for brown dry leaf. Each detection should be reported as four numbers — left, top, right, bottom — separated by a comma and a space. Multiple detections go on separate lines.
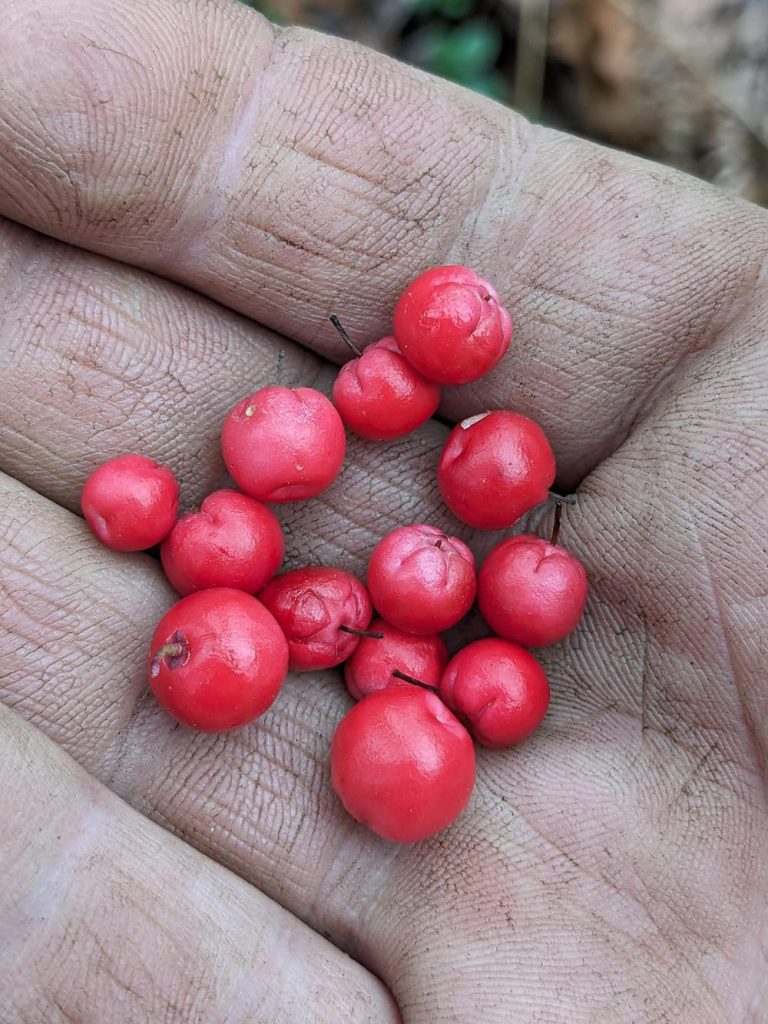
547, 0, 768, 203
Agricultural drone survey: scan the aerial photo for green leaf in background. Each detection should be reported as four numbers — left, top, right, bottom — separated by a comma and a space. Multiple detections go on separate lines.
433, 18, 502, 84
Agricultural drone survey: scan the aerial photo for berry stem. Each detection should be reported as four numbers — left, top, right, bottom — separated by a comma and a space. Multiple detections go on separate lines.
339, 624, 385, 639
329, 315, 363, 358
550, 502, 563, 546
391, 669, 437, 692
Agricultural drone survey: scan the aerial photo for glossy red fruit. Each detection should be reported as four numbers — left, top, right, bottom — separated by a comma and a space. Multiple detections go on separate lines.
160, 489, 284, 596
332, 336, 441, 441
439, 638, 550, 748
258, 567, 372, 671
367, 523, 476, 635
221, 386, 346, 502
438, 410, 556, 530
393, 265, 512, 385
343, 617, 448, 700
147, 589, 289, 732
478, 534, 588, 647
81, 453, 179, 551
331, 686, 476, 842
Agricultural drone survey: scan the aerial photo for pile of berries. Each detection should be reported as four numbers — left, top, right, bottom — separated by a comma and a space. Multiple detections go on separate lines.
80, 266, 588, 844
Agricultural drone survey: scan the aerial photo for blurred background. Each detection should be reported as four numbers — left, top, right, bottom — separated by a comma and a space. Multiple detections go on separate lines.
242, 0, 768, 204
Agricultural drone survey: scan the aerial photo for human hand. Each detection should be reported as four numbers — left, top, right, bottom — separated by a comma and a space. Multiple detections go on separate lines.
0, 1, 766, 1021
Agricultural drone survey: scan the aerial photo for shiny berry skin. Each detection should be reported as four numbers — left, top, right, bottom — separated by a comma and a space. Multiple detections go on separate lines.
393, 265, 512, 385
367, 524, 476, 635
438, 411, 556, 530
147, 589, 289, 732
331, 686, 476, 842
160, 489, 284, 597
332, 336, 441, 441
258, 567, 372, 671
344, 617, 448, 700
221, 386, 346, 502
478, 534, 588, 647
81, 453, 179, 551
439, 638, 549, 748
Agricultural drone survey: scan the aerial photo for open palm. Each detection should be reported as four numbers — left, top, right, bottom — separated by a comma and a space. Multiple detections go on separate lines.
0, 2, 766, 1021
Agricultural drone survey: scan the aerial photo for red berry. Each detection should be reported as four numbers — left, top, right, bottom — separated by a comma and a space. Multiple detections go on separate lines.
332, 336, 441, 441
478, 534, 588, 647
81, 453, 179, 551
160, 489, 284, 596
258, 567, 372, 671
147, 589, 289, 732
393, 265, 512, 385
439, 638, 549, 748
438, 411, 556, 530
367, 524, 476, 635
331, 686, 476, 842
221, 386, 346, 502
343, 617, 448, 700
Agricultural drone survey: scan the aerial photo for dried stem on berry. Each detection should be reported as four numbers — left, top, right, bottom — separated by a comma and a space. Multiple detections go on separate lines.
338, 624, 385, 639
391, 668, 436, 692
550, 502, 563, 546
329, 315, 362, 358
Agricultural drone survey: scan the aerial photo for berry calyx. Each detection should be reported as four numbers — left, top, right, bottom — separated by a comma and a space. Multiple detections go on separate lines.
331, 321, 441, 441
439, 638, 549, 748
393, 265, 512, 385
331, 686, 476, 842
160, 489, 284, 596
343, 617, 448, 700
477, 534, 588, 647
221, 386, 346, 503
438, 410, 556, 530
81, 453, 179, 551
147, 589, 289, 732
258, 566, 373, 670
367, 524, 477, 635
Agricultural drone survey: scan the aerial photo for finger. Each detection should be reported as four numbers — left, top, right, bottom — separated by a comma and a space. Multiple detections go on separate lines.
0, 477, 759, 1021
0, 705, 399, 1023
2, 2, 767, 483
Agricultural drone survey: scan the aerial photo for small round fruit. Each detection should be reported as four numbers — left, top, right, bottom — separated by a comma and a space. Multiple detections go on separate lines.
438, 410, 556, 530
393, 265, 512, 384
344, 617, 448, 700
221, 386, 346, 502
367, 524, 476, 635
81, 453, 179, 551
160, 489, 284, 596
331, 686, 476, 842
147, 588, 289, 732
478, 534, 587, 647
439, 638, 549, 748
332, 336, 441, 441
258, 567, 372, 671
